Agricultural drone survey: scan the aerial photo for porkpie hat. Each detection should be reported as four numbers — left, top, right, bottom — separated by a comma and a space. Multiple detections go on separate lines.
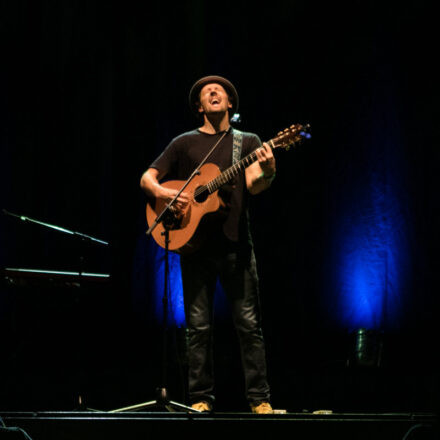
188, 75, 239, 116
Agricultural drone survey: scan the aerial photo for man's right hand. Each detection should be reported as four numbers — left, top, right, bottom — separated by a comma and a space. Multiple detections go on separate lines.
158, 187, 190, 212
141, 168, 190, 212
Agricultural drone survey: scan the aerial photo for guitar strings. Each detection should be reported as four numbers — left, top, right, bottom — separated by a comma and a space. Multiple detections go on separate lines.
192, 149, 261, 198
178, 127, 305, 204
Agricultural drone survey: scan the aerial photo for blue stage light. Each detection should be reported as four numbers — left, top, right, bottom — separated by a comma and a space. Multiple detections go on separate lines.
148, 243, 186, 327
148, 241, 228, 327
334, 177, 409, 331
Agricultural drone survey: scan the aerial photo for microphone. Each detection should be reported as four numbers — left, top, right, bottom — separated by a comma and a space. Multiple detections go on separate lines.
230, 113, 241, 124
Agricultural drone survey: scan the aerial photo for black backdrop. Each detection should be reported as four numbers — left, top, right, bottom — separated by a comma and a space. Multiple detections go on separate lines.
1, 0, 438, 413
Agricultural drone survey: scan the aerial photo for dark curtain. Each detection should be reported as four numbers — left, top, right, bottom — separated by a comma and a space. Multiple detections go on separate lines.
0, 0, 438, 412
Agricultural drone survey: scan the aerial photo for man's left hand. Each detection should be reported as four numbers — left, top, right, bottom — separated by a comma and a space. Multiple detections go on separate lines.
255, 143, 276, 177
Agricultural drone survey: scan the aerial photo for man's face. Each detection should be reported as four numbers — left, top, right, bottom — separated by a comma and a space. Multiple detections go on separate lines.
198, 83, 232, 115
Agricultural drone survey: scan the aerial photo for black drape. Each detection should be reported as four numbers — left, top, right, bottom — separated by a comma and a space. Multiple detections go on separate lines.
1, 0, 438, 412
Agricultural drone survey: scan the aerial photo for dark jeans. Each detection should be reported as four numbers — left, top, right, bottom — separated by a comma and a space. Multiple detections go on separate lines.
180, 237, 270, 405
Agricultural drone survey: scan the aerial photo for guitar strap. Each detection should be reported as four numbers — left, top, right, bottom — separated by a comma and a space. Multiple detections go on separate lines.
232, 128, 243, 164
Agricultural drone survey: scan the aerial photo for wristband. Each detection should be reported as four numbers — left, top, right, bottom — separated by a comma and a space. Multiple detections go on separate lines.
260, 171, 276, 182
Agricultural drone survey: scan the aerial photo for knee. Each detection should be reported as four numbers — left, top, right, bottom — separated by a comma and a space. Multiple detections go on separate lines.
234, 315, 262, 339
187, 322, 212, 344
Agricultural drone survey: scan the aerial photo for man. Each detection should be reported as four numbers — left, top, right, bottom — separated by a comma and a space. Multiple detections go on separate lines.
140, 75, 276, 413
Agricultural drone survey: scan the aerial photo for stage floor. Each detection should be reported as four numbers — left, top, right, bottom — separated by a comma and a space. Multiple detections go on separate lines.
1, 410, 438, 440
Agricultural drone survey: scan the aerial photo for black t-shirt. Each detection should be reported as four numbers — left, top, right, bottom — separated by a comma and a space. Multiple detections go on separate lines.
149, 128, 262, 244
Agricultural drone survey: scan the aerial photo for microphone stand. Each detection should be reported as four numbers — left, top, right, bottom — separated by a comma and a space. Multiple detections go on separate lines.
2, 209, 109, 247
2, 209, 109, 411
109, 128, 230, 413
108, 227, 195, 413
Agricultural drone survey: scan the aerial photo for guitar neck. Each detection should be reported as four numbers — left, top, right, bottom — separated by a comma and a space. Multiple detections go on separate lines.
198, 123, 309, 195
206, 144, 270, 194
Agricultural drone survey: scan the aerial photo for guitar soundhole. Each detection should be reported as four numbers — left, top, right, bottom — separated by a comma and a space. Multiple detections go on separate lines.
194, 186, 209, 203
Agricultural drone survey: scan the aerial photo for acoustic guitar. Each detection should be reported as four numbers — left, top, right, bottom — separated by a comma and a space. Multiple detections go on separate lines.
146, 124, 311, 253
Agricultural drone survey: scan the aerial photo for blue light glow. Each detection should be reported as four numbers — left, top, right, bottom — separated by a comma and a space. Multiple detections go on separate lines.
149, 243, 186, 327
333, 171, 409, 331
148, 241, 229, 327
325, 75, 414, 332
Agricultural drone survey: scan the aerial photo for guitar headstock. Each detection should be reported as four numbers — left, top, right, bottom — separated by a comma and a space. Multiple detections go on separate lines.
270, 123, 311, 151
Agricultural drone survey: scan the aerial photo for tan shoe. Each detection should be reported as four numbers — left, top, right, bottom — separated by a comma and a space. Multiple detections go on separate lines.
250, 401, 274, 414
191, 401, 212, 412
